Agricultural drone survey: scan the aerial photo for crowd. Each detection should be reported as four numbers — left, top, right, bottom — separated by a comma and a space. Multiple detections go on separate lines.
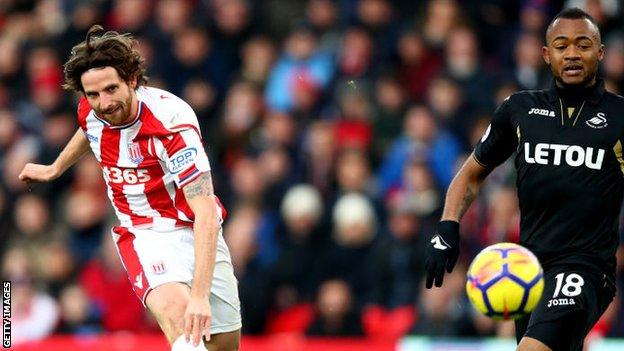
2, 0, 624, 345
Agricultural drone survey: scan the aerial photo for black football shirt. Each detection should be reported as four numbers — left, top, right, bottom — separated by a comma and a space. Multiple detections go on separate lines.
474, 79, 624, 280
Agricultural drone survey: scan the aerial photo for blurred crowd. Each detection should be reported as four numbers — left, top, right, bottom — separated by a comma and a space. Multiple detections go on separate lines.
2, 0, 624, 345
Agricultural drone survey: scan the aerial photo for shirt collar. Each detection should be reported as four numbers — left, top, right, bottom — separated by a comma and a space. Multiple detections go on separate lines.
546, 78, 606, 105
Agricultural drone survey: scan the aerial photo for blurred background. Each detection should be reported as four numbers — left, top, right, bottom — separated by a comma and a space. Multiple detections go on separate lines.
1, 0, 624, 350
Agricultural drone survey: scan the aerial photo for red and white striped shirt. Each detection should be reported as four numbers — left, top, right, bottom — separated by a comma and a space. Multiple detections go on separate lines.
77, 86, 226, 231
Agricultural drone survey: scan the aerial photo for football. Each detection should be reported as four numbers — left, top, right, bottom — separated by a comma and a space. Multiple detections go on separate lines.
466, 243, 544, 320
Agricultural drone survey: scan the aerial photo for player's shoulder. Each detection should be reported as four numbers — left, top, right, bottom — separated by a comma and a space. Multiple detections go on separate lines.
602, 90, 624, 105
137, 86, 199, 132
137, 86, 194, 115
505, 89, 550, 103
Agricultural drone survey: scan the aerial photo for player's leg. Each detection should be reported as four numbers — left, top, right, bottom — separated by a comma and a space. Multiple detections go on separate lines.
146, 281, 191, 344
517, 337, 552, 351
113, 227, 241, 349
146, 281, 241, 351
204, 330, 241, 351
516, 265, 614, 351
514, 314, 530, 344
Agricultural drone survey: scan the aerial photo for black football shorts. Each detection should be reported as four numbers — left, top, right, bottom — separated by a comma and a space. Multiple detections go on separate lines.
514, 263, 615, 351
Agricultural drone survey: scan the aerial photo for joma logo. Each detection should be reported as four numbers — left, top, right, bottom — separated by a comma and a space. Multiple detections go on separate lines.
547, 298, 576, 308
528, 108, 555, 117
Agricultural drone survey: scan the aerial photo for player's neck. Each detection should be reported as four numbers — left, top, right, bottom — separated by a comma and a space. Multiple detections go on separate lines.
129, 93, 139, 121
555, 78, 598, 106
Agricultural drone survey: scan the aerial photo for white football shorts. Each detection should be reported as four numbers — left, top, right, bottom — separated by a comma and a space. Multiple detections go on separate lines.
112, 225, 241, 334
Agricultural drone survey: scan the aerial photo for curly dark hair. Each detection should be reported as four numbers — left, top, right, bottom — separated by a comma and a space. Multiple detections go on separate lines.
63, 24, 148, 92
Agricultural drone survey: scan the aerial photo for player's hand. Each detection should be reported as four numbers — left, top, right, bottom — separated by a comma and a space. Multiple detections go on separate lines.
425, 220, 460, 288
183, 297, 211, 347
18, 163, 59, 183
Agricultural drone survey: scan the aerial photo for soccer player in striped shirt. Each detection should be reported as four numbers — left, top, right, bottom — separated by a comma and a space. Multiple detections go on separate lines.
19, 25, 241, 351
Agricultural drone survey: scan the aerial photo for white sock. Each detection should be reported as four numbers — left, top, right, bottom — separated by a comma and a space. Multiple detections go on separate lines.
171, 335, 207, 351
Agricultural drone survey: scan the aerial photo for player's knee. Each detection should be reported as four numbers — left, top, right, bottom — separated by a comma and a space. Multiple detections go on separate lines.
147, 283, 191, 341
159, 301, 187, 339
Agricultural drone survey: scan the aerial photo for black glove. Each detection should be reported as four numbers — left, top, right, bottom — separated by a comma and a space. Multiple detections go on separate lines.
425, 220, 460, 288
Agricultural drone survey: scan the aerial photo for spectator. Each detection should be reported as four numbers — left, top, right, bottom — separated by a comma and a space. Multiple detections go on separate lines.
79, 234, 149, 332
509, 31, 550, 90
377, 104, 462, 193
443, 26, 496, 112
265, 26, 334, 112
56, 284, 101, 334
412, 264, 481, 336
397, 29, 443, 102
2, 247, 60, 345
225, 202, 274, 334
603, 34, 624, 94
306, 279, 364, 336
305, 0, 342, 54
273, 184, 327, 303
315, 193, 379, 307
238, 36, 277, 87
372, 73, 408, 163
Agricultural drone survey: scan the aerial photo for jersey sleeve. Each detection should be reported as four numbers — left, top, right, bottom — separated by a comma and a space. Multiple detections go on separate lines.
154, 127, 211, 188
473, 96, 518, 168
150, 96, 213, 188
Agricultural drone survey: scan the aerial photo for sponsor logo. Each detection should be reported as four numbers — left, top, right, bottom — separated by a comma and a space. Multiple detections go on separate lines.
430, 235, 451, 250
168, 147, 197, 174
547, 298, 576, 308
528, 108, 555, 117
524, 142, 605, 170
102, 167, 151, 184
586, 112, 607, 129
127, 142, 144, 164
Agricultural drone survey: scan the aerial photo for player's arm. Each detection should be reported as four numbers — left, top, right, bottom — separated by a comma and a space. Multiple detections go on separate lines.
441, 152, 491, 222
182, 171, 220, 346
425, 154, 492, 289
426, 96, 516, 289
18, 128, 90, 183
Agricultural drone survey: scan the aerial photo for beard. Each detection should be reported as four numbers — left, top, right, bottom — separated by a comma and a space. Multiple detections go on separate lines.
97, 87, 135, 125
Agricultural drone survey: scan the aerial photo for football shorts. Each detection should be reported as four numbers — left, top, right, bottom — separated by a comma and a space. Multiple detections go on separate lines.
112, 225, 241, 334
514, 263, 614, 351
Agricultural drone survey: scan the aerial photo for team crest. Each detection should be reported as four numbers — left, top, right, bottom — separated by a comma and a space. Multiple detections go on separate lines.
128, 142, 144, 164
151, 261, 167, 275
586, 113, 607, 129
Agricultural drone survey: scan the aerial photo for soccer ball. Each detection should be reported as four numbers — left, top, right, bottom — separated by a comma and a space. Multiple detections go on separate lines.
466, 243, 544, 320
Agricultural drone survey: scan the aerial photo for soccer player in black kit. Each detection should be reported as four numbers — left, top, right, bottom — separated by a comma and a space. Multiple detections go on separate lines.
424, 8, 622, 351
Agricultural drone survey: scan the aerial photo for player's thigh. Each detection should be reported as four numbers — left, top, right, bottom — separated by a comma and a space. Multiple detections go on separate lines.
146, 281, 191, 342
517, 337, 552, 351
205, 329, 241, 351
113, 226, 195, 306
521, 265, 613, 350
